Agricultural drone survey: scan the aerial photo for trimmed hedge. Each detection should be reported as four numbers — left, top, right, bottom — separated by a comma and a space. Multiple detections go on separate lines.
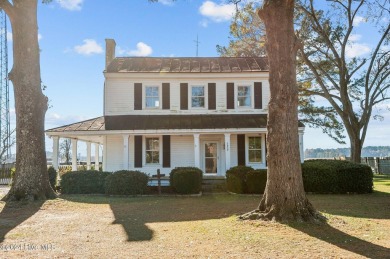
302, 160, 373, 194
170, 167, 203, 194
226, 166, 253, 194
246, 169, 267, 194
226, 160, 373, 194
105, 170, 149, 195
60, 170, 110, 194
47, 166, 57, 190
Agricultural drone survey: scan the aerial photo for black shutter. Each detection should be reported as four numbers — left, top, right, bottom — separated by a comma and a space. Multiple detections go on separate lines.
237, 134, 245, 166
208, 83, 216, 110
162, 135, 171, 168
180, 83, 188, 110
134, 135, 142, 168
227, 83, 234, 109
134, 83, 142, 110
162, 83, 170, 110
254, 82, 263, 109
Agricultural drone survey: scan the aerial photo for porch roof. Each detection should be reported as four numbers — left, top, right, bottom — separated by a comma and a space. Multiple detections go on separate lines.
46, 114, 305, 133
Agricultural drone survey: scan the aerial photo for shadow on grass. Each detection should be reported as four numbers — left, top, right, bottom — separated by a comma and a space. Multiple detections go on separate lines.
0, 201, 44, 243
290, 221, 390, 259
62, 194, 259, 242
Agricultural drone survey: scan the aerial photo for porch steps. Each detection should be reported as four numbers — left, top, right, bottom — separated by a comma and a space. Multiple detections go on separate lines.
202, 177, 227, 193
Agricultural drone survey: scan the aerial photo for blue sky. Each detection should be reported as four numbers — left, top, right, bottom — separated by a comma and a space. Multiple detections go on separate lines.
4, 0, 390, 153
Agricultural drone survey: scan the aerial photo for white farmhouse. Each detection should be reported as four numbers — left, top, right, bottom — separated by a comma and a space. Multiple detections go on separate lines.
46, 39, 305, 177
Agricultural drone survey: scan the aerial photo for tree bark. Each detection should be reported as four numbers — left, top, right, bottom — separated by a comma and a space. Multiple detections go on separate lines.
240, 0, 320, 222
1, 0, 56, 201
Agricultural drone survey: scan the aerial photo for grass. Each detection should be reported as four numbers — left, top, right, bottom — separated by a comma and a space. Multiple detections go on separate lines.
0, 175, 389, 258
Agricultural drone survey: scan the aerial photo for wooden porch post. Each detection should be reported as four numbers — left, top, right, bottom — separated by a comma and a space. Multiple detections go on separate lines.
86, 142, 91, 170
194, 134, 200, 168
52, 136, 59, 170
224, 133, 231, 175
71, 139, 78, 171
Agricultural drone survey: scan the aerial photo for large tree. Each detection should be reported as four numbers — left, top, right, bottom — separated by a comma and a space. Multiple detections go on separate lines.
0, 0, 55, 201
297, 0, 390, 163
240, 0, 319, 222
220, 0, 390, 163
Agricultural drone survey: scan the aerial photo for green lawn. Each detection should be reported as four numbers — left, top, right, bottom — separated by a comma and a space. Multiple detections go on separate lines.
0, 175, 389, 258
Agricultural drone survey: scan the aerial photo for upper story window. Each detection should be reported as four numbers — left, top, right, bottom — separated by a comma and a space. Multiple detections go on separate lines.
191, 86, 205, 108
237, 86, 251, 107
145, 86, 159, 108
248, 136, 262, 163
145, 137, 160, 164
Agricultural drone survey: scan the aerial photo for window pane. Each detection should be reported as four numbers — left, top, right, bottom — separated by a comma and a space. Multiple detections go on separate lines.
146, 97, 159, 107
249, 150, 262, 163
238, 97, 250, 107
238, 86, 250, 96
192, 97, 205, 107
249, 137, 261, 149
192, 86, 204, 97
146, 138, 159, 164
146, 86, 158, 96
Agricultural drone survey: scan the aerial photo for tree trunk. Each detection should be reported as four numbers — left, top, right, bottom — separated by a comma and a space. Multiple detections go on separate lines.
2, 0, 56, 201
240, 0, 320, 222
350, 134, 363, 163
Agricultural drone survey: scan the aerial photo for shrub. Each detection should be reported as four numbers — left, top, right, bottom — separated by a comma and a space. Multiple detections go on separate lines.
170, 167, 203, 194
105, 170, 149, 195
226, 166, 253, 194
246, 169, 267, 194
60, 170, 110, 194
302, 160, 373, 194
47, 166, 57, 190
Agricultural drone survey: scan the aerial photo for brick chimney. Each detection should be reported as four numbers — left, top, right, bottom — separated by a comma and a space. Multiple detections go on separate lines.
105, 39, 116, 69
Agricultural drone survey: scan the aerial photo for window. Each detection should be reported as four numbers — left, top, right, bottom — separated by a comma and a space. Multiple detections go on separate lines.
191, 86, 205, 108
145, 137, 160, 164
237, 86, 251, 107
145, 86, 159, 108
248, 136, 261, 163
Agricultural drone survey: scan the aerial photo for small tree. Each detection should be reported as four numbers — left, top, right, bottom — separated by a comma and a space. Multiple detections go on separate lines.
60, 138, 71, 164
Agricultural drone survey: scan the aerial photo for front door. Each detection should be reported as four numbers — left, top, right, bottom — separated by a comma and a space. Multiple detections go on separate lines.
204, 142, 218, 174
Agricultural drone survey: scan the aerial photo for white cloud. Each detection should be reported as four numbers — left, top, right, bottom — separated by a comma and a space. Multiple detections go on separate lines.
353, 16, 366, 27
74, 39, 103, 56
199, 1, 236, 22
56, 0, 83, 11
38, 33, 43, 41
128, 42, 153, 57
349, 34, 362, 42
346, 43, 371, 58
158, 0, 174, 6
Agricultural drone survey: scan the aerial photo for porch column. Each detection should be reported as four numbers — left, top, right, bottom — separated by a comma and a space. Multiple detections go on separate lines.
224, 133, 231, 174
86, 142, 91, 170
261, 134, 266, 165
123, 134, 129, 170
103, 136, 107, 171
52, 136, 59, 170
299, 132, 304, 163
95, 143, 99, 170
71, 139, 78, 171
194, 134, 200, 168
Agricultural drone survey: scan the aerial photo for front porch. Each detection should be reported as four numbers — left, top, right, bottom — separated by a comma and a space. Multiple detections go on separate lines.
46, 115, 305, 177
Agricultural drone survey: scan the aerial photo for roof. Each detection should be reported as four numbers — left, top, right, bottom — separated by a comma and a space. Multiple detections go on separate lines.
46, 115, 304, 133
46, 117, 105, 133
106, 57, 269, 73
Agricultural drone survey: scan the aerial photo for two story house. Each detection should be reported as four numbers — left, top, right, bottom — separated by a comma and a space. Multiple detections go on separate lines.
46, 39, 305, 178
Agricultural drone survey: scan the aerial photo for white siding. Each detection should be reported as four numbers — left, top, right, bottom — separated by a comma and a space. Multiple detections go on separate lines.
230, 134, 238, 168
262, 80, 270, 110
105, 80, 133, 115
104, 74, 270, 115
105, 135, 123, 172
171, 135, 195, 168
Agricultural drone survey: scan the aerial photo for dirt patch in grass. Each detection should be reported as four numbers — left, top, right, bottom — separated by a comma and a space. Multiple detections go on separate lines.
0, 176, 390, 258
